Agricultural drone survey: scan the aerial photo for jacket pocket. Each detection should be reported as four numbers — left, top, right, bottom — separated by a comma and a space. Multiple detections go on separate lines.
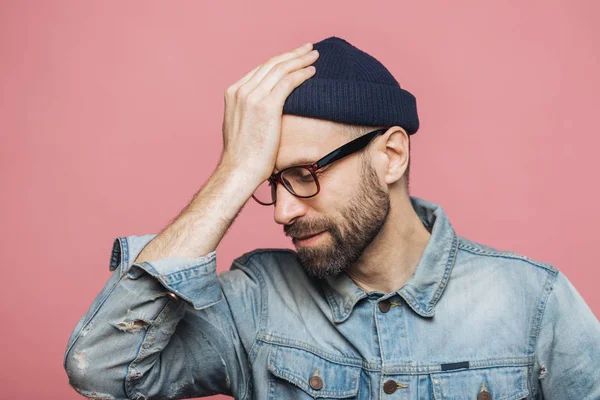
267, 344, 361, 399
430, 365, 529, 400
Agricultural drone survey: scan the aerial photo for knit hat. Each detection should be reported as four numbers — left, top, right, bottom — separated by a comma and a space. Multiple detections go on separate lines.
282, 36, 419, 135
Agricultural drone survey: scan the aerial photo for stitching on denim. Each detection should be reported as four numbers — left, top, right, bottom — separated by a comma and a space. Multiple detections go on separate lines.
237, 248, 360, 323
398, 291, 429, 317
431, 368, 529, 400
259, 333, 535, 374
259, 333, 364, 366
325, 284, 353, 323
527, 269, 559, 354
427, 357, 534, 377
121, 237, 129, 274
363, 368, 370, 398
431, 356, 534, 371
402, 299, 413, 360
160, 261, 217, 284
427, 231, 459, 313
269, 365, 359, 397
132, 253, 217, 285
266, 345, 360, 397
234, 248, 296, 265
260, 331, 535, 374
245, 341, 265, 400
268, 370, 277, 400
374, 298, 385, 371
397, 232, 458, 318
155, 252, 217, 278
236, 258, 268, 357
233, 257, 268, 400
386, 358, 534, 375
458, 240, 557, 273
133, 261, 222, 310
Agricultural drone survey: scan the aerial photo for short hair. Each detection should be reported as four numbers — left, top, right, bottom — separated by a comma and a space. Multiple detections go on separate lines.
342, 124, 411, 192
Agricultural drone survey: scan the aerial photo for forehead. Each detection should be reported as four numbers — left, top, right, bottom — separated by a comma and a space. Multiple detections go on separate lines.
275, 115, 347, 171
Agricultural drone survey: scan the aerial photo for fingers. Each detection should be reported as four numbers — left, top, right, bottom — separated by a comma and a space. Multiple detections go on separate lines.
229, 42, 313, 92
234, 64, 261, 89
254, 49, 319, 98
242, 42, 314, 93
269, 65, 317, 104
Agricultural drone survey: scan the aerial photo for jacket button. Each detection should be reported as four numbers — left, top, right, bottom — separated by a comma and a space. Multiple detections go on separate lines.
383, 380, 397, 394
478, 390, 492, 400
166, 292, 179, 301
379, 299, 392, 313
309, 375, 323, 390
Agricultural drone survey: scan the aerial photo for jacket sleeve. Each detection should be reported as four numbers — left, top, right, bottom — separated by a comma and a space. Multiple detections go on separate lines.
63, 233, 263, 400
535, 270, 600, 399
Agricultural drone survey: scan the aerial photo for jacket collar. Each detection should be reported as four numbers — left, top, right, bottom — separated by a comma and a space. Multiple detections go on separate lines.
322, 196, 458, 322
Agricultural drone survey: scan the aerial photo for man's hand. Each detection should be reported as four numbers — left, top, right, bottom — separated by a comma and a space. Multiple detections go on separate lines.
135, 42, 319, 262
220, 42, 319, 185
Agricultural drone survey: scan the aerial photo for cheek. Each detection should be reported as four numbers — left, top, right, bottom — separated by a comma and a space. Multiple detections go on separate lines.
312, 168, 361, 211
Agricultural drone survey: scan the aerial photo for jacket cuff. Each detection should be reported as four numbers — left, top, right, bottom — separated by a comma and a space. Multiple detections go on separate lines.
109, 234, 158, 275
110, 234, 221, 310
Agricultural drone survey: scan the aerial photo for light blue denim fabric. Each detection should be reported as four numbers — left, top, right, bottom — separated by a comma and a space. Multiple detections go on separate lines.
64, 196, 600, 399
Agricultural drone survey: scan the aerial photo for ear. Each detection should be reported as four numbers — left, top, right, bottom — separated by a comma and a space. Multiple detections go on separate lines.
374, 127, 409, 185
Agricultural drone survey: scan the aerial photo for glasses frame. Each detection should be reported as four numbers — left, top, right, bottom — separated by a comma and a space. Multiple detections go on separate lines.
252, 127, 389, 206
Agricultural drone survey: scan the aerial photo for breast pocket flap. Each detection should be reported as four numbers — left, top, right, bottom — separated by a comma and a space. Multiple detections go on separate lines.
267, 344, 361, 398
431, 365, 530, 400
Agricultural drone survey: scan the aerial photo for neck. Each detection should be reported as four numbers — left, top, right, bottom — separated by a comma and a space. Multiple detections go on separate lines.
345, 193, 431, 294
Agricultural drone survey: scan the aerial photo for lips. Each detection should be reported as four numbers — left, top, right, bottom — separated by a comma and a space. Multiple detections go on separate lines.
295, 231, 324, 240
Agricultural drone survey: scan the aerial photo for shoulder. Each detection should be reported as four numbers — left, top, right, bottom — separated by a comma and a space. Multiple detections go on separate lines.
221, 247, 309, 287
451, 235, 560, 298
220, 248, 323, 315
233, 247, 299, 267
232, 248, 302, 277
457, 235, 558, 274
443, 236, 563, 325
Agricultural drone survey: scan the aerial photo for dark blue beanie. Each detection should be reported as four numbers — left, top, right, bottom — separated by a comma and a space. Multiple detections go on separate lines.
282, 36, 419, 135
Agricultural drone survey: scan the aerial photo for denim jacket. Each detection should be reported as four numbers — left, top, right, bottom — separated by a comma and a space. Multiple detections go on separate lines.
64, 196, 600, 399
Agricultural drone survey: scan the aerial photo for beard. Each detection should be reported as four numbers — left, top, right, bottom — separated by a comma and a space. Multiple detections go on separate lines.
283, 157, 390, 279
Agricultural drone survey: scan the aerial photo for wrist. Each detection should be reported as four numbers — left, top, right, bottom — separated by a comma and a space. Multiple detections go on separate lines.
217, 159, 267, 187
213, 162, 263, 198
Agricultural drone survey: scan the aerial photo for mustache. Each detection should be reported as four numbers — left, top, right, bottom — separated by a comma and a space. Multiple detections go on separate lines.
284, 218, 334, 238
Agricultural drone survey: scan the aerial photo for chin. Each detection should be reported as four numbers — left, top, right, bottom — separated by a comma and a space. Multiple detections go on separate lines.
297, 254, 349, 280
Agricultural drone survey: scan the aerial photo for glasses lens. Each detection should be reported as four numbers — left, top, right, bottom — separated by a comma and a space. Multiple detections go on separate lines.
253, 178, 276, 205
281, 167, 318, 197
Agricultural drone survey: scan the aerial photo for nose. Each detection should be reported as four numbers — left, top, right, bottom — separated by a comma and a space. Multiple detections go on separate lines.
273, 183, 309, 225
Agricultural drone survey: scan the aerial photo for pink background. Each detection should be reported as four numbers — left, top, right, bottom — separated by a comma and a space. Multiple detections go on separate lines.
1, 1, 598, 398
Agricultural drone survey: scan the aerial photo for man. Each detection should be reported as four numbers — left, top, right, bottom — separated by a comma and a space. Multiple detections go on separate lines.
64, 36, 600, 399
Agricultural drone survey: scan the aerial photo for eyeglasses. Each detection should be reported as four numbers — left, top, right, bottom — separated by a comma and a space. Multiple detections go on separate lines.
252, 128, 389, 206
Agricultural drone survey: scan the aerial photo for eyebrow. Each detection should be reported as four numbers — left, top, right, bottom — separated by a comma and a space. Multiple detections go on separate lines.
273, 157, 318, 174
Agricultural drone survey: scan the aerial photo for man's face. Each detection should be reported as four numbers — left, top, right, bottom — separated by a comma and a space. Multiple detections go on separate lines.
274, 115, 390, 279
